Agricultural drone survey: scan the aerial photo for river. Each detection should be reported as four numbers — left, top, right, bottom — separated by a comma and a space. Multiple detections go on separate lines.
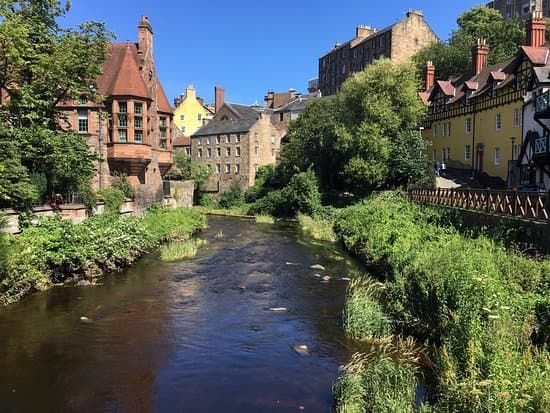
0, 216, 364, 412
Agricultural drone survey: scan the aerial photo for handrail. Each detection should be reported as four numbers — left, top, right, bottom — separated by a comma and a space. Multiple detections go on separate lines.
410, 188, 550, 222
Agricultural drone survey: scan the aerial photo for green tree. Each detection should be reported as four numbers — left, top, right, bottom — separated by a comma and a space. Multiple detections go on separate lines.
0, 0, 111, 208
413, 5, 525, 81
275, 60, 428, 195
173, 151, 211, 191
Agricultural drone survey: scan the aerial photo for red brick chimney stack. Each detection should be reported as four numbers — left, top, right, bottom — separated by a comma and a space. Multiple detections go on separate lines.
215, 86, 225, 113
472, 38, 489, 75
526, 10, 546, 47
425, 61, 435, 91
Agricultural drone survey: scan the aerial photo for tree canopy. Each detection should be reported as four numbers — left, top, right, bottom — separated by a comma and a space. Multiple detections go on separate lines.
273, 59, 429, 195
0, 0, 111, 209
412, 5, 525, 81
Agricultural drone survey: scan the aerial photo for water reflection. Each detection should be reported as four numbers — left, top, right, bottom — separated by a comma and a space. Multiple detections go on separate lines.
0, 216, 364, 412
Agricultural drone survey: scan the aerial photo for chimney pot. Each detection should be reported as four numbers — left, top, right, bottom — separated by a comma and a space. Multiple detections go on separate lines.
425, 61, 435, 91
472, 37, 489, 75
526, 10, 546, 47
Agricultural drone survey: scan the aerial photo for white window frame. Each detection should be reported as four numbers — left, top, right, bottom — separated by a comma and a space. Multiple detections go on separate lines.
465, 118, 472, 134
495, 114, 502, 131
465, 145, 471, 161
494, 147, 501, 165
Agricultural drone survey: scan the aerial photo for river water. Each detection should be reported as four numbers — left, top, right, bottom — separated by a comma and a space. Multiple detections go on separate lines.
0, 216, 364, 413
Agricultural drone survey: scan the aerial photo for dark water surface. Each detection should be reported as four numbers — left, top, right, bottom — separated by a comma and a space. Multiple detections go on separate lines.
0, 216, 364, 413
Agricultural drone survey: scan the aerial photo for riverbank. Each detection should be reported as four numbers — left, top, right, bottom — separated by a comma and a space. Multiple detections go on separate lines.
0, 207, 205, 306
328, 192, 549, 412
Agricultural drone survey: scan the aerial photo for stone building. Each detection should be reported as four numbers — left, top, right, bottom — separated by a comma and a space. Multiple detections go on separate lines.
318, 10, 438, 96
190, 88, 288, 193
58, 16, 173, 202
487, 0, 550, 19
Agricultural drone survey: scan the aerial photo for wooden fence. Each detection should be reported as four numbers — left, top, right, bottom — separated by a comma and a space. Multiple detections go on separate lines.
410, 188, 550, 222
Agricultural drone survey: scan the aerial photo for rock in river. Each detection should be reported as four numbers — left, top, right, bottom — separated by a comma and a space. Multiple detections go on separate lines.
76, 280, 92, 287
309, 264, 325, 271
292, 344, 310, 356
269, 307, 288, 312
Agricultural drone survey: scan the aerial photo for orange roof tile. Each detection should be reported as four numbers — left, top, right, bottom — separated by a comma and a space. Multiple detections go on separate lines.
156, 82, 172, 114
521, 46, 549, 65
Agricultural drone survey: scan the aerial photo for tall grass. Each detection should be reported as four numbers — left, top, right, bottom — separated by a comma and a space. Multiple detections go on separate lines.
334, 192, 550, 412
297, 212, 337, 242
160, 240, 198, 261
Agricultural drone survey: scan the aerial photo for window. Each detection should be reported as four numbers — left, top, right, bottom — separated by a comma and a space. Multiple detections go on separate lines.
206, 136, 211, 145
279, 112, 284, 122
160, 128, 167, 138
512, 144, 519, 160
181, 126, 186, 133
197, 148, 203, 158
514, 108, 521, 127
236, 147, 241, 157
118, 129, 127, 142
225, 163, 231, 173
198, 139, 202, 146
118, 102, 127, 113
494, 147, 501, 165
433, 124, 437, 138
442, 147, 451, 161
254, 146, 259, 156
118, 115, 128, 127
236, 134, 241, 143
160, 116, 167, 127
226, 147, 231, 156
160, 139, 167, 150
225, 135, 230, 144
271, 149, 275, 157
379, 36, 385, 48
197, 114, 202, 121
134, 130, 143, 143
235, 164, 240, 174
465, 145, 471, 161
185, 147, 190, 156
254, 133, 259, 142
207, 148, 212, 158
216, 135, 221, 144
216, 147, 221, 157
180, 115, 184, 121
495, 113, 502, 131
516, 73, 523, 91
443, 122, 451, 137
135, 117, 143, 129
134, 102, 142, 114
271, 135, 275, 144
465, 118, 472, 133
77, 109, 88, 133
254, 164, 259, 174
216, 164, 221, 174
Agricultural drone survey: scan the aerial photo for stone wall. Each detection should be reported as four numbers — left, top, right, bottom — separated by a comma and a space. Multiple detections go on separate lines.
163, 180, 194, 208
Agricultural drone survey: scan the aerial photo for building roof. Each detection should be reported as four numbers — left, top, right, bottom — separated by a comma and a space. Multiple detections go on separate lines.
156, 82, 172, 113
274, 92, 321, 112
173, 134, 190, 147
191, 102, 264, 137
521, 46, 549, 65
97, 43, 149, 99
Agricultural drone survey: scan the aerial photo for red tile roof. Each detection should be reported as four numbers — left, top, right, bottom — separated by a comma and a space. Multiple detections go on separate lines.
156, 82, 172, 114
173, 134, 190, 147
97, 43, 149, 99
521, 46, 549, 65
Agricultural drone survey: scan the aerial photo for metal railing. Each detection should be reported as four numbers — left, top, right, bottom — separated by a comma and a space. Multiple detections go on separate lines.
410, 188, 550, 222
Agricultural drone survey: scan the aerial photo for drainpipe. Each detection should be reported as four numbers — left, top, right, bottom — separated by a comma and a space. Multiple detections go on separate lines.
98, 108, 103, 189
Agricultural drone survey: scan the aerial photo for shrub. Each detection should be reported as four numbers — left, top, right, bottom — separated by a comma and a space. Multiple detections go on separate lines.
218, 182, 245, 209
297, 212, 337, 242
97, 188, 125, 215
196, 192, 217, 208
111, 172, 135, 199
160, 239, 198, 261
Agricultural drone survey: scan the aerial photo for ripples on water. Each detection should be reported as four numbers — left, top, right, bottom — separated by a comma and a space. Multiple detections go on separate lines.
0, 216, 364, 412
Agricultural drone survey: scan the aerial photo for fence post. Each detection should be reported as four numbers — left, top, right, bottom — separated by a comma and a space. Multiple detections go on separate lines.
486, 187, 491, 213
512, 188, 518, 216
437, 188, 441, 205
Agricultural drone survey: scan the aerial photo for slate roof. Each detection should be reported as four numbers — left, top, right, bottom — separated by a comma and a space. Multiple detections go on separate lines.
274, 93, 320, 112
191, 103, 264, 137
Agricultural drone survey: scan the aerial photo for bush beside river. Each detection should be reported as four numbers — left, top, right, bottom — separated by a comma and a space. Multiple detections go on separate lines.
0, 207, 205, 306
331, 192, 549, 412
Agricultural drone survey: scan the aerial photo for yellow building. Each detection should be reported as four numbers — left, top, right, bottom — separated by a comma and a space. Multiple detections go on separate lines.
173, 85, 214, 136
420, 15, 548, 184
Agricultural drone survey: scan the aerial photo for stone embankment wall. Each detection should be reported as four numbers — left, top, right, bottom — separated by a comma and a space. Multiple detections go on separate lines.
1, 180, 194, 234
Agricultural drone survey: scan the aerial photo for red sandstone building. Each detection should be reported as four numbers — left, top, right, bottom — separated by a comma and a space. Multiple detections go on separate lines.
59, 16, 173, 201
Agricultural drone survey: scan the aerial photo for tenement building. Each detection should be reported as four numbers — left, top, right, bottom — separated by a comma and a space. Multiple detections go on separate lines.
59, 16, 173, 201
190, 88, 288, 193
318, 10, 437, 96
173, 84, 214, 136
419, 13, 548, 185
487, 0, 550, 19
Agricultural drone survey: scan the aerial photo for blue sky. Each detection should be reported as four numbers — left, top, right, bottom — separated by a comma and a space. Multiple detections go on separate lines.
61, 0, 484, 106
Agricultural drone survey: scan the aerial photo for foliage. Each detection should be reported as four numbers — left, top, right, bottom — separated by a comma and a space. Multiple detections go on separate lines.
244, 165, 276, 203
218, 182, 245, 209
0, 1, 111, 209
97, 188, 125, 215
248, 169, 322, 217
412, 5, 525, 81
173, 151, 211, 190
195, 193, 217, 208
297, 212, 337, 242
259, 60, 427, 199
254, 215, 275, 224
160, 239, 203, 262
0, 208, 205, 305
334, 193, 550, 411
111, 172, 135, 199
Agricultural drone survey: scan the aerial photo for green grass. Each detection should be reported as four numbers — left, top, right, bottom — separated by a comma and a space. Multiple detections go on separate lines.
160, 239, 202, 261
194, 205, 252, 218
297, 212, 337, 242
254, 214, 275, 224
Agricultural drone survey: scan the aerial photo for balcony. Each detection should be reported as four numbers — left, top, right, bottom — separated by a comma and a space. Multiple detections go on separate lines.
534, 135, 550, 162
107, 142, 152, 175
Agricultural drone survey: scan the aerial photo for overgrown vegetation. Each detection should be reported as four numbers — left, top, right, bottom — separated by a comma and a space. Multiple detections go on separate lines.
297, 212, 337, 242
0, 208, 205, 305
160, 239, 206, 262
333, 192, 550, 412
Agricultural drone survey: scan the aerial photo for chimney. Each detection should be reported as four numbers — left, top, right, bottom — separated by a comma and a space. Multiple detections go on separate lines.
472, 37, 489, 75
138, 16, 153, 57
215, 86, 225, 113
289, 88, 296, 99
425, 61, 435, 91
186, 84, 196, 100
526, 10, 546, 47
356, 25, 376, 38
264, 90, 275, 108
